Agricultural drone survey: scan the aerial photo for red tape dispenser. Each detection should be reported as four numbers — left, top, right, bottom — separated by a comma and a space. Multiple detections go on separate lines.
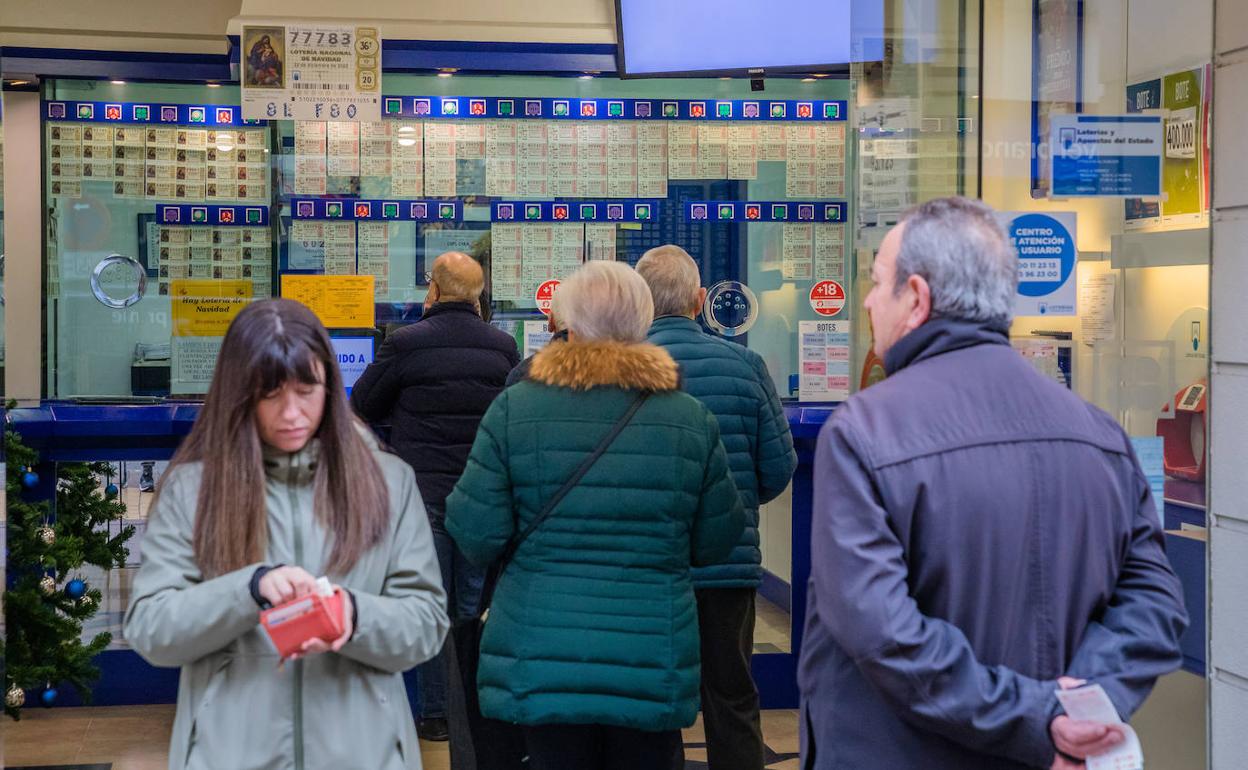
260, 577, 345, 659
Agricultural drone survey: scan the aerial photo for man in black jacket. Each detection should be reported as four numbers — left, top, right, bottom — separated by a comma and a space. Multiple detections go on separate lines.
351, 251, 519, 742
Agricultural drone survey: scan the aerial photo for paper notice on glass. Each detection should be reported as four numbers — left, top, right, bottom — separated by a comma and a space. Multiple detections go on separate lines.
241, 24, 381, 121
522, 225, 555, 295
728, 125, 759, 180
585, 223, 618, 261
799, 320, 851, 402
455, 122, 487, 159
668, 123, 699, 179
295, 121, 328, 194
552, 224, 586, 276
783, 224, 815, 281
323, 222, 358, 274
1079, 272, 1117, 344
327, 121, 361, 176
491, 224, 524, 301
523, 320, 556, 358
607, 123, 638, 161
1055, 685, 1143, 770
759, 124, 787, 161
814, 225, 846, 280
172, 337, 225, 394
357, 222, 390, 296
289, 221, 325, 270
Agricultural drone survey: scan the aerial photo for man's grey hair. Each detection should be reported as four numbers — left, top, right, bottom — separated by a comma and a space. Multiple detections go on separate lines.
431, 251, 485, 302
896, 197, 1018, 327
635, 245, 702, 318
558, 261, 655, 343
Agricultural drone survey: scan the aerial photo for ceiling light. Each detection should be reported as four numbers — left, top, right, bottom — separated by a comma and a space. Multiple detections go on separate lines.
111, 80, 126, 85
206, 82, 221, 88
437, 72, 453, 78
801, 77, 816, 83
398, 137, 418, 147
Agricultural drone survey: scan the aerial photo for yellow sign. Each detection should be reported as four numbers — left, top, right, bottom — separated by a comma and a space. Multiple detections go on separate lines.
170, 280, 252, 337
281, 274, 375, 328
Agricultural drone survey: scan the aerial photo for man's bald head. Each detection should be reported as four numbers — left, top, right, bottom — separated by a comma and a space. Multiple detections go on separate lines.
430, 251, 485, 303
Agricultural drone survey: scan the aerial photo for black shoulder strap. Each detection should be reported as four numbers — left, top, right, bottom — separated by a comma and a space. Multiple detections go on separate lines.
481, 391, 650, 610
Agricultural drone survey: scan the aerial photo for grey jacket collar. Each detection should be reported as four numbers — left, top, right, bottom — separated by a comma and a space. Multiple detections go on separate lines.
883, 316, 1010, 376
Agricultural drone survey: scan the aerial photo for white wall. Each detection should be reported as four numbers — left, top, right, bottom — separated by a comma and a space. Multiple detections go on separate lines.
1209, 2, 1248, 765
0, 0, 617, 54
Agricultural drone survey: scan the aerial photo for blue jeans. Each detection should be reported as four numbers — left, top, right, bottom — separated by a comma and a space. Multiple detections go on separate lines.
417, 506, 486, 719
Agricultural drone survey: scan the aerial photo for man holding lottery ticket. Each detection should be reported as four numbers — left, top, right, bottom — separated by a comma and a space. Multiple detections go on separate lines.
799, 198, 1189, 770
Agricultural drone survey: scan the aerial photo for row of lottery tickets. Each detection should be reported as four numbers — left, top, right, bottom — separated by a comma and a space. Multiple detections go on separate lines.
294, 120, 847, 199
48, 123, 270, 202
287, 221, 398, 296
781, 223, 847, 282
156, 226, 272, 297
490, 223, 618, 301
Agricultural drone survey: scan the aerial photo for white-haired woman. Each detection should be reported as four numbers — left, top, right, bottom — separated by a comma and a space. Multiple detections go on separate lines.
446, 261, 745, 770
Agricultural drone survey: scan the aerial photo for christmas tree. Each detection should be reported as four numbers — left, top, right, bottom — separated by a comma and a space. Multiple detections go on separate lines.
4, 427, 134, 718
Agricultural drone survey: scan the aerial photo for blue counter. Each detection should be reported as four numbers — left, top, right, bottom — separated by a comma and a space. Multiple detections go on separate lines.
7, 401, 1205, 710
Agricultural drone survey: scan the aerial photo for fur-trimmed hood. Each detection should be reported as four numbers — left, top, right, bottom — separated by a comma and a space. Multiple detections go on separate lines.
529, 340, 680, 392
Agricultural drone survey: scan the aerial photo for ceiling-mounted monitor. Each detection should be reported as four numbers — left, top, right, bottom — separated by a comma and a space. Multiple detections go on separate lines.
615, 0, 884, 78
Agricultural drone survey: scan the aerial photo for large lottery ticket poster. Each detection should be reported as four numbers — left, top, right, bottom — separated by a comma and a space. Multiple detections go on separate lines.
241, 24, 381, 121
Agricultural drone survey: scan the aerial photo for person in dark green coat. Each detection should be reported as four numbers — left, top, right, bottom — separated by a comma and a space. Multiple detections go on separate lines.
638, 245, 797, 770
446, 261, 746, 770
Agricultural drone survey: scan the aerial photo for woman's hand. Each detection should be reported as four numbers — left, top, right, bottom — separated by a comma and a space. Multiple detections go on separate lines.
293, 587, 354, 659
257, 565, 319, 607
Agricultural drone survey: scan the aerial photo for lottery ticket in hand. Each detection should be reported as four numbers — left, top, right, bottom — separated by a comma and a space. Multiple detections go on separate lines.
1055, 684, 1143, 770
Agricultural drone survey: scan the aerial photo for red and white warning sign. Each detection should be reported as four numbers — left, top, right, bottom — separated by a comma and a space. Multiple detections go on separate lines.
809, 280, 846, 317
535, 279, 561, 316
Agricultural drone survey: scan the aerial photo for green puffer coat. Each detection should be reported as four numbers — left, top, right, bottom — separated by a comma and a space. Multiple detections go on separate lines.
647, 316, 797, 589
445, 339, 746, 732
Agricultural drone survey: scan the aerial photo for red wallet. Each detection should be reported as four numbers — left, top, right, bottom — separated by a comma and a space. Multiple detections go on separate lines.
259, 587, 345, 658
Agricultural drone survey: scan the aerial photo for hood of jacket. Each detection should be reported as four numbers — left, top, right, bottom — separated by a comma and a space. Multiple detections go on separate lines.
529, 340, 680, 392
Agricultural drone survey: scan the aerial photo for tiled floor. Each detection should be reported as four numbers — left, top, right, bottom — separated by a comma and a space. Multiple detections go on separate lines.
4, 705, 801, 770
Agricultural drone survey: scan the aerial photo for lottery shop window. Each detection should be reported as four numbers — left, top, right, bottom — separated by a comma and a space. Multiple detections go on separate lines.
271, 72, 857, 396
42, 79, 276, 399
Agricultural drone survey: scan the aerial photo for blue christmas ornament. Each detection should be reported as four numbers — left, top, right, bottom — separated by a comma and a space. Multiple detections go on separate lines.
22, 470, 39, 489
40, 687, 58, 707
105, 483, 119, 497
66, 579, 87, 600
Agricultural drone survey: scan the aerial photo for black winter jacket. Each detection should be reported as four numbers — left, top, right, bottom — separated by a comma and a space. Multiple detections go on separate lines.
351, 301, 520, 510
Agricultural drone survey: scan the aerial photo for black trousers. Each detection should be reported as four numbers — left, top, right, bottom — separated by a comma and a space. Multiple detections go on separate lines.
524, 723, 683, 770
696, 587, 765, 770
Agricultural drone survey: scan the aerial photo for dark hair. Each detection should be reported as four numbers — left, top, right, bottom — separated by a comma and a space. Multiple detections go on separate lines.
162, 299, 390, 577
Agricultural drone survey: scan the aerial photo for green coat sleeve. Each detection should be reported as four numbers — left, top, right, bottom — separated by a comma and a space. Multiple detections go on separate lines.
339, 464, 450, 673
752, 353, 797, 505
691, 409, 747, 567
123, 466, 264, 667
446, 394, 515, 568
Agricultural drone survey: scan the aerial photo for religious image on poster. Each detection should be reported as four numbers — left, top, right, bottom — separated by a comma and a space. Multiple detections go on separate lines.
242, 24, 381, 121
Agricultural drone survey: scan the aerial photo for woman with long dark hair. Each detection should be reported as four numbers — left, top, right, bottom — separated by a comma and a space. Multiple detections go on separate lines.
125, 298, 448, 770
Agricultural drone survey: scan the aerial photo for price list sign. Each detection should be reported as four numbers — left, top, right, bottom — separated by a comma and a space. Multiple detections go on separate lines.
242, 24, 381, 121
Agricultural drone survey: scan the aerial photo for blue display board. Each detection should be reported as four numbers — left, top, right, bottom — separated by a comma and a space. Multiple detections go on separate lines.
380, 95, 847, 122
44, 100, 261, 127
156, 204, 269, 226
685, 200, 847, 223
290, 198, 462, 221
491, 200, 660, 223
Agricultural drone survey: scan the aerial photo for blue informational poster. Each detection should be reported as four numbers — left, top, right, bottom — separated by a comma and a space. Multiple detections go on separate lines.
331, 336, 375, 394
1049, 114, 1163, 197
1001, 211, 1078, 317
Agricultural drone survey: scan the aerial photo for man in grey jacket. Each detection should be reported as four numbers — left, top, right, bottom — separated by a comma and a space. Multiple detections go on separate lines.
799, 196, 1188, 770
